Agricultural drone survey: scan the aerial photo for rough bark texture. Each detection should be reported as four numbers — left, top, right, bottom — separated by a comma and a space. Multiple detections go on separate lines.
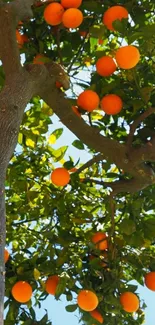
0, 0, 155, 322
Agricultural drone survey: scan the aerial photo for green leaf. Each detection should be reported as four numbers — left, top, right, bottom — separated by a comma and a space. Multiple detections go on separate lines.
72, 140, 84, 150
65, 304, 78, 312
119, 219, 136, 235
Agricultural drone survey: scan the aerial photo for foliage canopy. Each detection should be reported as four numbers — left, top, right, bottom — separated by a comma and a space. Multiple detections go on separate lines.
0, 0, 155, 324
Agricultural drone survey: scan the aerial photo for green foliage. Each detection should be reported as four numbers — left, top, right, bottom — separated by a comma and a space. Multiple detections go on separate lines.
3, 0, 155, 324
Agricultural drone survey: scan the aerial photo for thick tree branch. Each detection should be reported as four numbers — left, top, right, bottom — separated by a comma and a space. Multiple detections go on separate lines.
0, 5, 21, 76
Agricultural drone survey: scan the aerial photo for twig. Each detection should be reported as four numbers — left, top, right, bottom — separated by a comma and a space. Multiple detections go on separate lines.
76, 153, 104, 174
126, 107, 155, 150
55, 27, 63, 66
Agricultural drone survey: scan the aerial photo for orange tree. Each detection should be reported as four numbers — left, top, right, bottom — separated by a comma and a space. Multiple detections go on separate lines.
0, 0, 155, 324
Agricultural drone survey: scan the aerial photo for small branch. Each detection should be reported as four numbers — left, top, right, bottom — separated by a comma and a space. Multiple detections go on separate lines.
109, 194, 116, 260
81, 175, 155, 195
55, 27, 63, 66
126, 107, 155, 151
76, 153, 104, 174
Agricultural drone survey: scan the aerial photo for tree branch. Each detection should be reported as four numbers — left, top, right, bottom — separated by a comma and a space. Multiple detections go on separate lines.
76, 153, 104, 174
126, 107, 155, 151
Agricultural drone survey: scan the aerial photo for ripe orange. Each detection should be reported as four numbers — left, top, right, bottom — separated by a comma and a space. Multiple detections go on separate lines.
33, 54, 46, 65
115, 45, 140, 69
11, 281, 32, 303
16, 30, 28, 47
90, 309, 104, 323
77, 90, 99, 112
77, 290, 99, 311
55, 81, 63, 88
91, 232, 108, 250
144, 272, 155, 291
44, 3, 65, 26
98, 39, 104, 45
4, 248, 9, 263
70, 167, 78, 173
120, 292, 139, 313
101, 94, 123, 115
61, 0, 82, 8
45, 275, 60, 295
96, 56, 116, 77
72, 106, 81, 118
103, 6, 128, 31
62, 8, 83, 29
51, 167, 70, 186
79, 31, 88, 38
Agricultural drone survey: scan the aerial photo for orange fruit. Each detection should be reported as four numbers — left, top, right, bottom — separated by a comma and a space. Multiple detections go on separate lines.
45, 275, 60, 295
96, 56, 116, 77
61, 0, 82, 8
44, 3, 65, 26
115, 45, 140, 69
4, 248, 9, 263
144, 272, 155, 291
70, 167, 78, 173
92, 232, 108, 250
79, 31, 88, 37
101, 94, 123, 115
77, 90, 99, 112
77, 290, 99, 311
103, 6, 128, 31
11, 281, 32, 303
56, 81, 63, 88
16, 30, 28, 47
90, 309, 104, 323
72, 106, 81, 118
51, 167, 70, 186
120, 292, 139, 313
98, 39, 104, 45
62, 8, 83, 29
33, 54, 46, 65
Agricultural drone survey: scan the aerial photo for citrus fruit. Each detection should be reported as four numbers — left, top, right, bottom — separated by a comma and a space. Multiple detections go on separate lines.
72, 106, 81, 118
55, 81, 63, 88
115, 45, 140, 69
103, 6, 128, 31
90, 309, 104, 323
144, 272, 155, 291
77, 90, 99, 112
44, 3, 64, 26
62, 8, 83, 28
45, 275, 60, 295
11, 281, 32, 303
51, 167, 70, 186
101, 94, 123, 115
33, 54, 46, 64
96, 56, 117, 77
4, 248, 9, 263
92, 232, 108, 250
77, 290, 99, 311
61, 0, 82, 8
120, 292, 139, 313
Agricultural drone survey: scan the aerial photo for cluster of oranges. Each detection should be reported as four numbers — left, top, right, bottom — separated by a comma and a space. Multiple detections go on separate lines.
5, 239, 155, 323
44, 0, 83, 29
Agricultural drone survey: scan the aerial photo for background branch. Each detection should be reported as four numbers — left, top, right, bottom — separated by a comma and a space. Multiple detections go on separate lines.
126, 107, 155, 150
76, 153, 104, 174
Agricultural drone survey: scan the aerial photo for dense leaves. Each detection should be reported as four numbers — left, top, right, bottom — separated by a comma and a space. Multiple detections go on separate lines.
2, 0, 155, 324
